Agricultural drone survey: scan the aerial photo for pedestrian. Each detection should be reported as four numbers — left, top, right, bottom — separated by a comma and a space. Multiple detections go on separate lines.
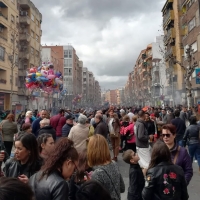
37, 133, 55, 160
122, 149, 145, 200
94, 113, 108, 138
32, 109, 48, 137
68, 114, 89, 153
4, 134, 41, 182
88, 134, 125, 200
0, 177, 34, 200
135, 111, 153, 176
171, 109, 186, 146
62, 115, 74, 137
0, 114, 18, 156
162, 124, 193, 185
183, 115, 200, 174
50, 109, 66, 140
108, 109, 121, 162
29, 138, 79, 200
38, 118, 56, 141
142, 141, 189, 200
180, 106, 188, 125
18, 123, 32, 137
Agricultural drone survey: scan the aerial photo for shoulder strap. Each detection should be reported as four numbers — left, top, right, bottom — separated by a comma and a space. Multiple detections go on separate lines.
100, 168, 120, 199
173, 146, 180, 164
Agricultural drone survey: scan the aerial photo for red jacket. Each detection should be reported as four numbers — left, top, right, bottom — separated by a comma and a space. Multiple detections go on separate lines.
50, 114, 66, 137
124, 122, 136, 143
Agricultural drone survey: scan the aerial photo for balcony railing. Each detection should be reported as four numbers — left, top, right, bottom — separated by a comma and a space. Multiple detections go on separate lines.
165, 46, 176, 60
19, 33, 30, 42
19, 52, 30, 60
0, 12, 8, 20
163, 10, 174, 26
164, 28, 175, 44
19, 16, 30, 25
0, 33, 7, 41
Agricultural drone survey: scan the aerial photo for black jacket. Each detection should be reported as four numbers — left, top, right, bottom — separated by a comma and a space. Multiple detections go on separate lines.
145, 120, 155, 135
128, 164, 145, 200
62, 124, 73, 137
135, 119, 149, 148
94, 121, 108, 138
142, 162, 189, 200
29, 170, 69, 200
38, 126, 56, 141
4, 158, 41, 178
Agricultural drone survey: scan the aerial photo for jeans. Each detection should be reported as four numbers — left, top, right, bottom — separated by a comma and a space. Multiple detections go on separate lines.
188, 143, 200, 167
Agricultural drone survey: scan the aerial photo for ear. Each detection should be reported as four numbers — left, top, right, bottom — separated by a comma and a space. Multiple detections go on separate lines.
41, 143, 45, 149
130, 158, 135, 164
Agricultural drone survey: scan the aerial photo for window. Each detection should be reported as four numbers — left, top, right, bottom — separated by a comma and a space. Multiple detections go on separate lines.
191, 41, 197, 52
15, 54, 18, 65
36, 34, 39, 41
35, 50, 39, 56
0, 46, 5, 61
15, 73, 18, 86
187, 0, 194, 9
188, 17, 196, 32
31, 47, 34, 55
31, 30, 34, 38
11, 34, 14, 43
11, 15, 15, 23
31, 13, 34, 21
64, 50, 68, 58
36, 20, 39, 26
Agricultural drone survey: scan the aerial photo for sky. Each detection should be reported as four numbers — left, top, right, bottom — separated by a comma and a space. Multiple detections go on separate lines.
32, 0, 166, 91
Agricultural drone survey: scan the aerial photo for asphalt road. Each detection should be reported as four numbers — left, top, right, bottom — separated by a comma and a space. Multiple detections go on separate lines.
117, 152, 200, 200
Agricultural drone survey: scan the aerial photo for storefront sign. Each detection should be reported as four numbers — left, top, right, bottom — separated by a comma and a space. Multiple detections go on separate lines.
196, 68, 200, 84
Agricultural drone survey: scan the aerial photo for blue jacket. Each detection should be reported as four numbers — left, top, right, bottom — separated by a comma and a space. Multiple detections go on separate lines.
32, 118, 42, 137
62, 124, 73, 137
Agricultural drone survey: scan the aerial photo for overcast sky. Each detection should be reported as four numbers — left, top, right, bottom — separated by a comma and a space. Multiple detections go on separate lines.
32, 0, 165, 91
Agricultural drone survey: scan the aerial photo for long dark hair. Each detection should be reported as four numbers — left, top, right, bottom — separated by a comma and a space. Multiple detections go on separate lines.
40, 138, 78, 179
15, 134, 40, 166
148, 141, 172, 170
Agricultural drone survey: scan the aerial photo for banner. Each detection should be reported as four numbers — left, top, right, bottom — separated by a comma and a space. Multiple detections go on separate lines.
196, 68, 200, 84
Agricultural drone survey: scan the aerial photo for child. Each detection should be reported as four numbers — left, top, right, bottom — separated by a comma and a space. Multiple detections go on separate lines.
122, 149, 145, 200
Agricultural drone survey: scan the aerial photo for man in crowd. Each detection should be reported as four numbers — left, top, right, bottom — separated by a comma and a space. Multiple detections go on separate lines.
32, 109, 48, 137
50, 109, 66, 140
94, 113, 108, 138
62, 115, 74, 137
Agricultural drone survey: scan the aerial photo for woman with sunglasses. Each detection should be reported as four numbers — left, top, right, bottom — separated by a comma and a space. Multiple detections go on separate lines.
29, 138, 79, 200
162, 124, 193, 185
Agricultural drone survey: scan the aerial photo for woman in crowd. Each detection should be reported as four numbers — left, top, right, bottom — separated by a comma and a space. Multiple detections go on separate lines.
162, 124, 193, 185
142, 141, 189, 200
124, 115, 137, 152
88, 134, 125, 200
24, 111, 34, 124
18, 123, 32, 137
29, 138, 79, 200
0, 177, 34, 200
0, 114, 18, 156
68, 114, 89, 153
38, 118, 56, 141
108, 109, 121, 161
183, 115, 200, 173
4, 134, 41, 183
37, 133, 55, 160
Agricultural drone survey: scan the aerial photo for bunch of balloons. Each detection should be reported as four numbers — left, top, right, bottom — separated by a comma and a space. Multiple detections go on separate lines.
72, 94, 82, 105
25, 64, 63, 93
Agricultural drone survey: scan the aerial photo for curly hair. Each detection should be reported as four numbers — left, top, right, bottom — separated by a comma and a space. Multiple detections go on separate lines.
40, 138, 78, 179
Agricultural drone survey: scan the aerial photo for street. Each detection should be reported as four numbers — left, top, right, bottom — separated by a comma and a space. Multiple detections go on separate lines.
117, 152, 200, 200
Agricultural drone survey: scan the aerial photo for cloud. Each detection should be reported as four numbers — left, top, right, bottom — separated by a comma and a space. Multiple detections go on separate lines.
32, 0, 166, 89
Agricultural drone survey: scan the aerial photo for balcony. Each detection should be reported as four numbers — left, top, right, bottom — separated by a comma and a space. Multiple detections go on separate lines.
165, 46, 176, 61
19, 16, 30, 25
0, 32, 7, 41
19, 33, 30, 42
19, 52, 30, 60
164, 28, 175, 45
18, 70, 26, 77
152, 66, 159, 73
163, 10, 174, 27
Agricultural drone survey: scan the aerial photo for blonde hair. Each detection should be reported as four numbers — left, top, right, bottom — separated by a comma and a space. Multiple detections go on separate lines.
25, 111, 33, 117
40, 118, 50, 126
87, 134, 111, 167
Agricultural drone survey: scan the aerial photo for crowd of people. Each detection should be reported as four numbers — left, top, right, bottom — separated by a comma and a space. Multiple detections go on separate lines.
0, 105, 199, 200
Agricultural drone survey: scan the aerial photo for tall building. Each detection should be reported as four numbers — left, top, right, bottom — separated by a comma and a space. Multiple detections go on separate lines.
162, 0, 184, 105
180, 0, 200, 104
17, 0, 42, 108
0, 0, 19, 110
105, 90, 117, 105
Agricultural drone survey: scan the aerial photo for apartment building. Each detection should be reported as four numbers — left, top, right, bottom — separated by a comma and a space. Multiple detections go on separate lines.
180, 0, 200, 104
105, 90, 117, 105
162, 0, 185, 105
94, 80, 101, 106
17, 0, 42, 108
0, 0, 19, 110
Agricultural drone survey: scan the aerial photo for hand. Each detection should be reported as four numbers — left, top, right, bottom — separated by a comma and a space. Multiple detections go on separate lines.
149, 135, 154, 141
18, 174, 29, 184
0, 153, 5, 161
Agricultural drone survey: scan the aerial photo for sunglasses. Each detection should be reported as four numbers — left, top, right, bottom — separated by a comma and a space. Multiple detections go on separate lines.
161, 133, 171, 138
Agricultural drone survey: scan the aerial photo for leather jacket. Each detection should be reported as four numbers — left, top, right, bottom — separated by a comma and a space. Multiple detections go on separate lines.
29, 170, 69, 200
4, 158, 41, 178
142, 162, 189, 200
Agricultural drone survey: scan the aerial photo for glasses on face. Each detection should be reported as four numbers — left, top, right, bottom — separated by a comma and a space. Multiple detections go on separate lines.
162, 133, 171, 138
